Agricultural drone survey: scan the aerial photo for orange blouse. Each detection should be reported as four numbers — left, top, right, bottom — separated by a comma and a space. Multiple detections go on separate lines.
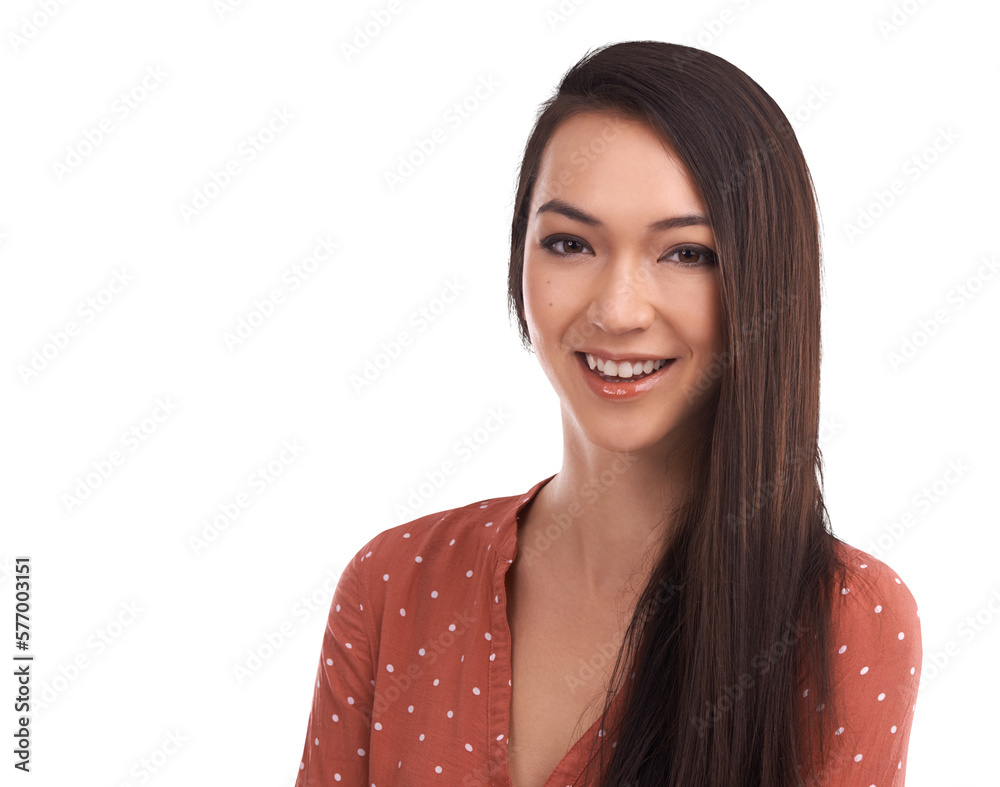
294, 474, 921, 786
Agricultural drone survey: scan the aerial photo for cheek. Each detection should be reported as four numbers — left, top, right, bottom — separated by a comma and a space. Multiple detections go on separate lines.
522, 254, 560, 332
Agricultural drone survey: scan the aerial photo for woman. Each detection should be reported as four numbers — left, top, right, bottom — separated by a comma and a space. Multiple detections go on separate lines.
294, 41, 921, 786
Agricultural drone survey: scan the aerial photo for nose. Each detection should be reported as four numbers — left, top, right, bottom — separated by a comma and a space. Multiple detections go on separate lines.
586, 254, 655, 335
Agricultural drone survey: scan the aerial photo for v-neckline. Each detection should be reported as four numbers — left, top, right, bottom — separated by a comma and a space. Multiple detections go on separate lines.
497, 474, 629, 787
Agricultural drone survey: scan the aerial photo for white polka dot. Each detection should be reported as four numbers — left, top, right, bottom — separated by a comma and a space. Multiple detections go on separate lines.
449, 624, 456, 631
433, 678, 440, 686
345, 643, 352, 649
875, 605, 882, 613
415, 556, 422, 562
408, 705, 414, 713
910, 667, 915, 675
895, 577, 901, 584
496, 734, 504, 740
878, 693, 886, 701
473, 687, 481, 695
447, 710, 453, 718
314, 738, 319, 745
431, 590, 438, 598
299, 763, 304, 770
835, 727, 844, 735
860, 564, 867, 568
838, 645, 847, 654
332, 714, 339, 722
374, 722, 382, 730
485, 632, 492, 641
334, 775, 341, 782
403, 532, 410, 538
383, 573, 389, 581
419, 733, 425, 741
854, 753, 863, 762
891, 725, 897, 733
357, 748, 365, 756
419, 648, 425, 656
435, 766, 443, 773
802, 689, 809, 697
466, 570, 474, 577
465, 743, 473, 751
450, 538, 456, 545
860, 666, 869, 675
348, 696, 354, 705
400, 608, 406, 616
841, 587, 849, 595
898, 631, 905, 640
336, 604, 341, 612
326, 658, 333, 665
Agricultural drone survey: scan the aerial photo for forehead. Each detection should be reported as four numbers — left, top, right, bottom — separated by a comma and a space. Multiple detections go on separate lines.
531, 111, 705, 218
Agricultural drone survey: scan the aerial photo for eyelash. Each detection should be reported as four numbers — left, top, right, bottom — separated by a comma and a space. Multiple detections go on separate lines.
540, 235, 718, 267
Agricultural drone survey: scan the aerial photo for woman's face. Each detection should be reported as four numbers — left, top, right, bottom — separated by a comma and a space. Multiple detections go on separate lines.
522, 111, 725, 456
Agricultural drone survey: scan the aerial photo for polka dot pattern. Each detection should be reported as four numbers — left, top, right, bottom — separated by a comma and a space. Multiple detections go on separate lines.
796, 543, 922, 785
294, 476, 921, 786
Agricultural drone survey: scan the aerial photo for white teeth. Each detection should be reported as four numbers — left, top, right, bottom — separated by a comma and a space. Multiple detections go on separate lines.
585, 353, 669, 379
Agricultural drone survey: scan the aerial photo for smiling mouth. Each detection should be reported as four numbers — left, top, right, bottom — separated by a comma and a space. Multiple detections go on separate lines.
576, 352, 676, 382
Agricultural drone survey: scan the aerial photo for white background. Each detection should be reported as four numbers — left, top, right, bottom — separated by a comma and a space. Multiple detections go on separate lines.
1, 0, 997, 784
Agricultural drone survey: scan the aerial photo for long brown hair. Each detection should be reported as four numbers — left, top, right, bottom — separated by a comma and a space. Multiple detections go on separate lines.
506, 41, 848, 786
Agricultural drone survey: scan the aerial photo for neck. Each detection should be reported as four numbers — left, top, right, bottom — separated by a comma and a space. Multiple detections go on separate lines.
522, 421, 702, 605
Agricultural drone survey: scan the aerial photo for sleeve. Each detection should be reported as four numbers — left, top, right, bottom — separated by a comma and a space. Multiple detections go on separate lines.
822, 555, 922, 787
294, 544, 378, 786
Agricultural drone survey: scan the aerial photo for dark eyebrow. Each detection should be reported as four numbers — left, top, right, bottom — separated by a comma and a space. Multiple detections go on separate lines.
535, 198, 711, 232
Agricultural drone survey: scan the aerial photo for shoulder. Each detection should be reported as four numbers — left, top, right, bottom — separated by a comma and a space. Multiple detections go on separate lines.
829, 540, 921, 645
336, 486, 525, 613
826, 539, 922, 700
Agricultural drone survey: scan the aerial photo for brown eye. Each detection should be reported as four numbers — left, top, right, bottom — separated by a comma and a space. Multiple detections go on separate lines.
665, 246, 717, 266
542, 236, 593, 256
